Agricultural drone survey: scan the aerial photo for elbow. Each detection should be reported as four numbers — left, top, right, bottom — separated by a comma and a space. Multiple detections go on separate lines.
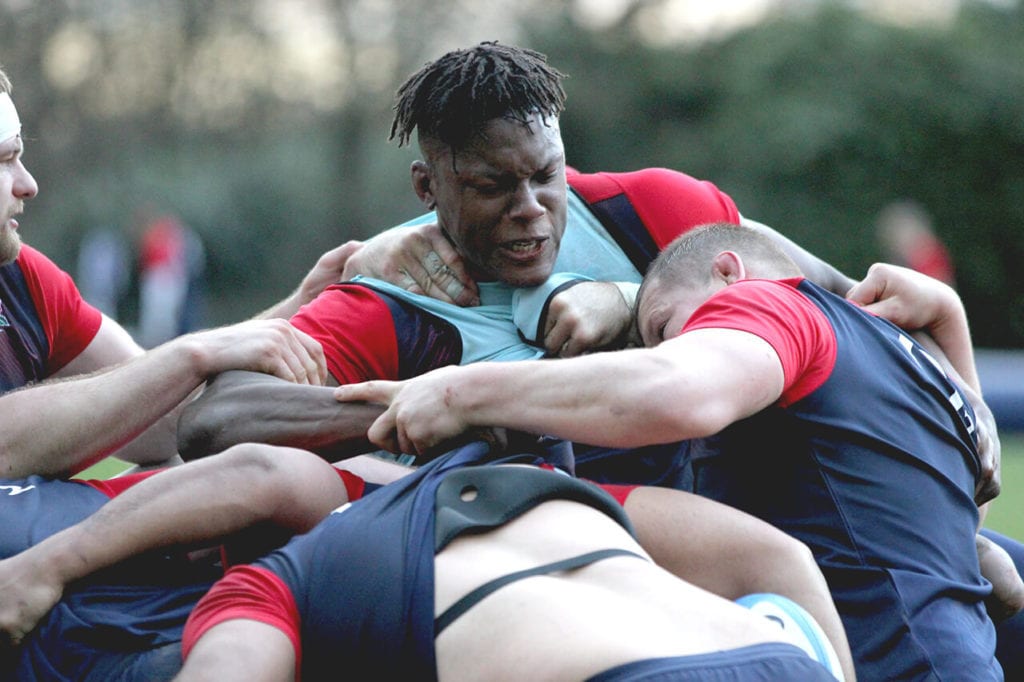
177, 376, 246, 460
178, 370, 262, 460
646, 401, 733, 444
177, 395, 225, 460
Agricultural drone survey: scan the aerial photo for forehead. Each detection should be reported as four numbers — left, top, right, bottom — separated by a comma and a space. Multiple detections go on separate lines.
441, 116, 563, 174
637, 277, 670, 320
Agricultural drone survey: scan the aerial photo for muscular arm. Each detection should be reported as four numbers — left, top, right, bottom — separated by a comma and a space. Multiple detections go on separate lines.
847, 263, 978, 390
0, 319, 324, 478
178, 370, 383, 461
845, 263, 998, 504
741, 217, 856, 295
0, 444, 348, 646
255, 241, 364, 320
52, 316, 183, 468
337, 329, 784, 457
177, 619, 295, 682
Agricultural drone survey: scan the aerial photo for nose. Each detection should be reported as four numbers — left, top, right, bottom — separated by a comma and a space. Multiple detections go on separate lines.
14, 162, 38, 200
508, 181, 545, 222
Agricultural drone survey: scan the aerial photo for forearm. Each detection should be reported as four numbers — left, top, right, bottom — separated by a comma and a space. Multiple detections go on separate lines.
106, 394, 192, 467
18, 445, 346, 589
178, 370, 381, 460
179, 620, 295, 682
742, 217, 855, 295
254, 241, 364, 321
448, 351, 704, 447
917, 290, 979, 392
0, 343, 209, 478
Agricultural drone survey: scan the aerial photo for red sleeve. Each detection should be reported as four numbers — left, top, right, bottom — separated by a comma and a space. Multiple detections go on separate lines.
73, 469, 165, 498
682, 279, 836, 406
566, 167, 741, 248
336, 469, 366, 501
17, 245, 103, 373
289, 284, 399, 385
182, 564, 301, 673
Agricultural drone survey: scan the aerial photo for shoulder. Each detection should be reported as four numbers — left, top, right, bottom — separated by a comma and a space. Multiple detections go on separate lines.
567, 168, 740, 248
568, 167, 736, 206
14, 244, 105, 374
686, 279, 836, 404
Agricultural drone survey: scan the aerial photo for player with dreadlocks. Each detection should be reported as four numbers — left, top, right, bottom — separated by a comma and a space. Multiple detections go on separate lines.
176, 42, 1017, 680
390, 41, 567, 151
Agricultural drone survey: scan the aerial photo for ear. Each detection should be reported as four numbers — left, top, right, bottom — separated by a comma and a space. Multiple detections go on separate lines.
411, 161, 436, 210
711, 250, 746, 284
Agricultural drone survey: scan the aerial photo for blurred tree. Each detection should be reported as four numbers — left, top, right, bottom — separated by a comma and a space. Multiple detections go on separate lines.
528, 0, 1024, 346
1, 0, 1021, 345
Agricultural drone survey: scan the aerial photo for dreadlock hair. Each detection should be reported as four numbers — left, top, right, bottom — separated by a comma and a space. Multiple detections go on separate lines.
390, 41, 567, 150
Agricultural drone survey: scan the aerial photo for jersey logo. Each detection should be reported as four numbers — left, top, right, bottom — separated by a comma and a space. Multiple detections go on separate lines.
0, 484, 35, 496
898, 333, 976, 436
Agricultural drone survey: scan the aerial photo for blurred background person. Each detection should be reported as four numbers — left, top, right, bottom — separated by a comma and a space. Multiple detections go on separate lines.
135, 206, 207, 348
75, 224, 130, 321
875, 198, 956, 287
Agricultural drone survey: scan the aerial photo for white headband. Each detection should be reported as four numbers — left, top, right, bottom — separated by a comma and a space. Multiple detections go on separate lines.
0, 92, 22, 143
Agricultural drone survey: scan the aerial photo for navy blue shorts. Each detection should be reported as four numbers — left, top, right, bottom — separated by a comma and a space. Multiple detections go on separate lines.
84, 642, 182, 682
586, 643, 837, 681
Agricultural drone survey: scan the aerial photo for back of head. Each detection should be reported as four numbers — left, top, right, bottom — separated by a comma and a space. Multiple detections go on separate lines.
390, 41, 567, 150
0, 65, 12, 96
643, 223, 801, 293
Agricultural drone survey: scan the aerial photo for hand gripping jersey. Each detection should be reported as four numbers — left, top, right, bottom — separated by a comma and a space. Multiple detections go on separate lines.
0, 245, 102, 392
679, 278, 1000, 681
290, 168, 739, 483
1, 472, 217, 682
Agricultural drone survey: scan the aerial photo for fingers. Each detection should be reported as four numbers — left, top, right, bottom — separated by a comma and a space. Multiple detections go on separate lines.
423, 224, 479, 306
543, 318, 573, 357
367, 412, 403, 454
259, 323, 326, 386
400, 250, 478, 307
287, 328, 328, 386
845, 263, 889, 305
333, 381, 399, 406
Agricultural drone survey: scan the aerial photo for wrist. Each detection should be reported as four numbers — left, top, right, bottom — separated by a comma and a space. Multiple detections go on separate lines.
175, 333, 222, 382
23, 535, 79, 588
447, 364, 499, 426
613, 281, 639, 312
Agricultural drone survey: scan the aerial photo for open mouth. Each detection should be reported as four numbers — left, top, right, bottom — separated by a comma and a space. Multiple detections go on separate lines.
499, 238, 548, 261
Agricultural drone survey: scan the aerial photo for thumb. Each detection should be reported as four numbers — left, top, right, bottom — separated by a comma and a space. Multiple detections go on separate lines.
845, 277, 882, 307
333, 381, 398, 405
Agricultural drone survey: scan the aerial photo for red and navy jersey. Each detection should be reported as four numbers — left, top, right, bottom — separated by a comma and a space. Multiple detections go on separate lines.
290, 168, 737, 486
290, 168, 738, 386
681, 278, 998, 681
564, 167, 740, 271
0, 245, 102, 392
2, 471, 221, 681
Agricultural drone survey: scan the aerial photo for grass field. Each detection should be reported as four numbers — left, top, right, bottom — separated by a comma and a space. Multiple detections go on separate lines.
73, 456, 134, 480
982, 433, 1024, 540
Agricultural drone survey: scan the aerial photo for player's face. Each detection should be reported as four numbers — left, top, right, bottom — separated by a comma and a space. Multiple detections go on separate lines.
422, 115, 568, 288
637, 277, 719, 346
0, 134, 37, 266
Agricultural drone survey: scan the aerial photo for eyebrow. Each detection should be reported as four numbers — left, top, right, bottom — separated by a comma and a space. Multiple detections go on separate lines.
0, 136, 23, 156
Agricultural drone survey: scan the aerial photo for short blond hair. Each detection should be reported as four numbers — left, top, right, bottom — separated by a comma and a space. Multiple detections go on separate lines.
0, 65, 11, 95
637, 223, 802, 310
